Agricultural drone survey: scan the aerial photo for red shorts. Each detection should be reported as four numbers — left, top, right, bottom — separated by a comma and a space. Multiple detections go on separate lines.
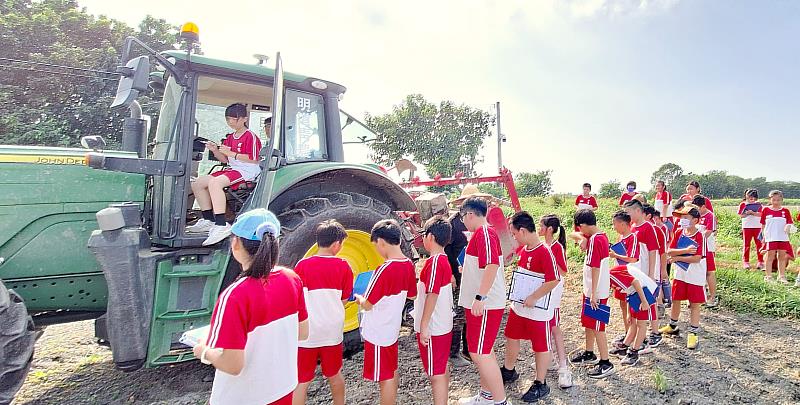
297, 344, 343, 383
465, 308, 503, 355
706, 251, 716, 272
269, 392, 292, 405
580, 296, 608, 332
671, 279, 706, 304
210, 168, 245, 187
416, 332, 451, 376
613, 288, 627, 301
766, 241, 792, 252
504, 310, 552, 353
363, 341, 398, 382
549, 308, 561, 328
629, 303, 657, 321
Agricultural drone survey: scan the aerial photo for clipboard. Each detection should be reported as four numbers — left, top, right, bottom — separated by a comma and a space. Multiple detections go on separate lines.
674, 235, 697, 271
626, 286, 656, 310
507, 270, 551, 310
610, 241, 627, 266
179, 325, 210, 348
457, 247, 466, 267
582, 298, 611, 324
350, 270, 374, 301
744, 203, 762, 213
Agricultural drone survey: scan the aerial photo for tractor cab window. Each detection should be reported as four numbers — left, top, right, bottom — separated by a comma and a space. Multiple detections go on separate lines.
284, 90, 326, 163
341, 110, 377, 165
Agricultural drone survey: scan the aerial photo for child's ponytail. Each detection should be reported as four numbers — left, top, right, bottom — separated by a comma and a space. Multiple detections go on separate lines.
246, 232, 279, 279
557, 224, 567, 249
541, 214, 566, 249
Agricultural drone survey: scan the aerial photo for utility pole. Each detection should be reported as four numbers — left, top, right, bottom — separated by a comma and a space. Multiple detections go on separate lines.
496, 101, 503, 171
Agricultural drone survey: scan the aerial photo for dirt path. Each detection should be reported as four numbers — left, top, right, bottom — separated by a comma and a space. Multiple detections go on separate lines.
13, 271, 800, 405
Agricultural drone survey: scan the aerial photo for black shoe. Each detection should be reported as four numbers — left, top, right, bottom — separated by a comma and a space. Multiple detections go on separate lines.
648, 332, 664, 348
500, 366, 519, 384
521, 380, 550, 402
569, 350, 598, 365
609, 343, 628, 357
587, 361, 615, 379
621, 350, 639, 366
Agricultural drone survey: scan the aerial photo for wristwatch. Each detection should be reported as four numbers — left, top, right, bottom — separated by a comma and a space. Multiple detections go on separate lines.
475, 294, 486, 302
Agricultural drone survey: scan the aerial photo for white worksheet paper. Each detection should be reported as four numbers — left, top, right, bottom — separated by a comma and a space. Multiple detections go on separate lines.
508, 270, 551, 310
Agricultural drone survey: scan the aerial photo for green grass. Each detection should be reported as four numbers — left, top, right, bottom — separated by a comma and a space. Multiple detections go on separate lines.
518, 196, 800, 319
653, 368, 670, 394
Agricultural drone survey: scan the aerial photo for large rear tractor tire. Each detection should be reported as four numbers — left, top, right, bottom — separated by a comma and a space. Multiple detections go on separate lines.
0, 282, 35, 405
277, 192, 414, 357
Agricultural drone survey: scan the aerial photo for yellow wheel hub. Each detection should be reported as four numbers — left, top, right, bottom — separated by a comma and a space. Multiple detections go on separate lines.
302, 230, 384, 332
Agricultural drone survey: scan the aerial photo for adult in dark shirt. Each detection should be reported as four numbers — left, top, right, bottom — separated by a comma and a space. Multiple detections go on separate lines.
445, 211, 470, 366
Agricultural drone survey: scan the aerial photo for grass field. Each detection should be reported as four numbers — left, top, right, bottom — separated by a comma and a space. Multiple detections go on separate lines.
518, 196, 800, 319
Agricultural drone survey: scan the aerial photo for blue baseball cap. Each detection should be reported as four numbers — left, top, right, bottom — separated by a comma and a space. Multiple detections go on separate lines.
230, 208, 281, 241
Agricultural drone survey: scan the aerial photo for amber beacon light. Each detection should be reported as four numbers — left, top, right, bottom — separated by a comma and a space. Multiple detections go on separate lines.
179, 22, 200, 43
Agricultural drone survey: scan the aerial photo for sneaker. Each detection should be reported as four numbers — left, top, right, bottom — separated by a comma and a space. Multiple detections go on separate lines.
586, 361, 615, 379
569, 350, 598, 366
621, 350, 639, 366
610, 343, 628, 357
757, 262, 765, 270
687, 332, 699, 350
500, 366, 519, 384
557, 368, 573, 389
664, 301, 672, 309
547, 355, 559, 372
521, 381, 550, 402
743, 262, 751, 270
457, 394, 494, 405
202, 224, 232, 246
794, 278, 800, 288
764, 276, 775, 283
613, 334, 625, 345
638, 344, 655, 355
647, 333, 663, 348
658, 324, 680, 336
705, 297, 719, 308
186, 218, 214, 234
450, 355, 472, 368
779, 277, 789, 285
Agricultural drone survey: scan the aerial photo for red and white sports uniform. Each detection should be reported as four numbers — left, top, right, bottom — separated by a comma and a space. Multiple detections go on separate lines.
211, 130, 263, 187
548, 241, 568, 327
760, 207, 793, 251
575, 195, 598, 210
294, 256, 353, 383
679, 193, 714, 212
609, 265, 658, 321
206, 268, 307, 405
632, 221, 661, 283
698, 210, 718, 272
738, 202, 763, 263
581, 232, 611, 331
618, 192, 635, 206
669, 229, 707, 304
613, 233, 639, 300
505, 243, 560, 353
458, 225, 506, 355
654, 191, 673, 218
360, 259, 417, 381
412, 253, 453, 376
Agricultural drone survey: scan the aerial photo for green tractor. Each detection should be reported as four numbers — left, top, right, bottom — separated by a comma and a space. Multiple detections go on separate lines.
0, 25, 417, 402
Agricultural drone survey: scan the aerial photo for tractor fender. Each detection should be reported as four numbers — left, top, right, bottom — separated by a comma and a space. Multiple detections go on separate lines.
268, 163, 416, 214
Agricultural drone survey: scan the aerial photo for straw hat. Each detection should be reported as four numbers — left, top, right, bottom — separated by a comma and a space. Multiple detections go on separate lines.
673, 202, 700, 216
449, 184, 496, 206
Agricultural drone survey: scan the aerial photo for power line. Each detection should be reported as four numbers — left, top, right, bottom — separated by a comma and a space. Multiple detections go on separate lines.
0, 64, 119, 81
0, 57, 118, 75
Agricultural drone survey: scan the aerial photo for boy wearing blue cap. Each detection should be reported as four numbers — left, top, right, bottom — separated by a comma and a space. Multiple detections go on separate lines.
193, 209, 309, 405
354, 219, 417, 405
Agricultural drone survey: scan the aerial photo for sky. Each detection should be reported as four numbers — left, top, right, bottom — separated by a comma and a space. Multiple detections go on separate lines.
78, 0, 800, 193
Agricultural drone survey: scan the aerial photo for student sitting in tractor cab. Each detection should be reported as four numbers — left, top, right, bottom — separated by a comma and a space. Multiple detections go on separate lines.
187, 103, 263, 246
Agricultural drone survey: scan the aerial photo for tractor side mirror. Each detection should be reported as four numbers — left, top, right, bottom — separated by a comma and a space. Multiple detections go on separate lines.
81, 135, 107, 151
111, 56, 151, 110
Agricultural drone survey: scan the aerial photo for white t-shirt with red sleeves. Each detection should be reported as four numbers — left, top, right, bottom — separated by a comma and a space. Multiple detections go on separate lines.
582, 232, 611, 299
575, 195, 598, 210
548, 241, 568, 310
609, 265, 658, 297
294, 256, 354, 348
458, 225, 506, 310
698, 210, 718, 252
651, 220, 667, 255
760, 207, 793, 242
222, 129, 262, 180
669, 229, 707, 286
632, 221, 661, 281
206, 268, 307, 405
412, 253, 454, 337
738, 202, 763, 229
512, 243, 559, 321
654, 191, 673, 217
360, 259, 417, 346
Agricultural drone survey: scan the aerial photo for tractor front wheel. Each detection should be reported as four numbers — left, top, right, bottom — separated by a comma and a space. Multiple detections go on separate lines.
277, 192, 413, 356
0, 282, 35, 405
